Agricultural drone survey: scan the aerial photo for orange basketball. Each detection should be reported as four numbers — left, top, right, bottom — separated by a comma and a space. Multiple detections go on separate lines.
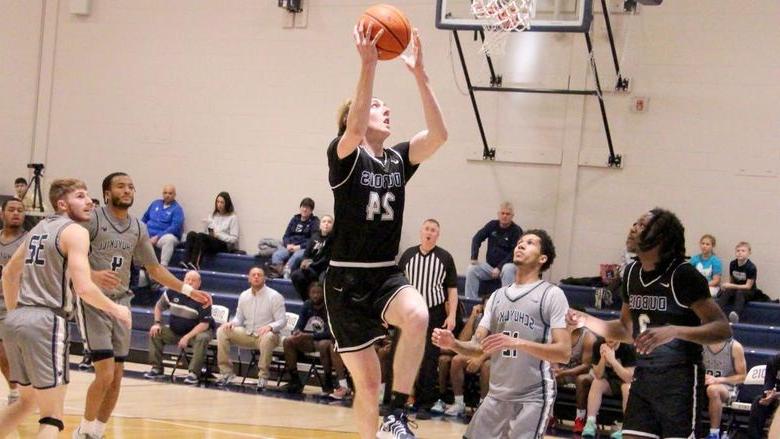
359, 4, 411, 61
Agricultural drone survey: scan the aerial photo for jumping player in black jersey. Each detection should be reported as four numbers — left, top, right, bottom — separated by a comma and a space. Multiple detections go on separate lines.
568, 208, 731, 439
326, 22, 447, 439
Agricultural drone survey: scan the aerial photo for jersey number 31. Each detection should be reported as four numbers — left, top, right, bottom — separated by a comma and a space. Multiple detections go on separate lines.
366, 191, 395, 221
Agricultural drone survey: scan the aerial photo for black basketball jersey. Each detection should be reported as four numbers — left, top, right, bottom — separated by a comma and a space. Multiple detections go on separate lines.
621, 259, 710, 367
327, 137, 418, 264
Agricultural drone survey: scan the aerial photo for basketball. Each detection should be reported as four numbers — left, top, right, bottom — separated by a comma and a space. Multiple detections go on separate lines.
358, 4, 411, 60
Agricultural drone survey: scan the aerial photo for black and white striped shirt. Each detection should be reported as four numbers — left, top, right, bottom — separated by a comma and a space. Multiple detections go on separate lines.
398, 245, 458, 308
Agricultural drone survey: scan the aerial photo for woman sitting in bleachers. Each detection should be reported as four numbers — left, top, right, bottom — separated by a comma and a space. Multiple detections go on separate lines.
181, 191, 239, 270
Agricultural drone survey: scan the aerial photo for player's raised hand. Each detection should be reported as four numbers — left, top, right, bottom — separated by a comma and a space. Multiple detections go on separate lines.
481, 332, 520, 355
634, 325, 678, 355
400, 29, 424, 74
92, 269, 120, 290
353, 20, 383, 66
432, 327, 455, 349
191, 289, 212, 307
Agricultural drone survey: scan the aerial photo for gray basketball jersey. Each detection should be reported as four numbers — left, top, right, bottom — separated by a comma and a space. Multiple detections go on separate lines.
86, 207, 157, 299
0, 230, 28, 297
18, 215, 74, 314
704, 339, 736, 379
565, 328, 588, 369
479, 280, 569, 400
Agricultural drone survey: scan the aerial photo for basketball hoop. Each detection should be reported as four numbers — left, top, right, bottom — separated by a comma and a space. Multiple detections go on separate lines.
471, 0, 536, 57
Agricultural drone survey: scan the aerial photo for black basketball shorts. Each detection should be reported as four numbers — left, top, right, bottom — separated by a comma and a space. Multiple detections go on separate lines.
324, 265, 411, 353
623, 363, 705, 439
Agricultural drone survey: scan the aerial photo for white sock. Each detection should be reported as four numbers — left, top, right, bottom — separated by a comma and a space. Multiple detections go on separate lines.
94, 420, 107, 437
587, 416, 596, 423
710, 428, 720, 435
339, 378, 348, 389
576, 409, 586, 418
79, 419, 93, 434
454, 395, 464, 406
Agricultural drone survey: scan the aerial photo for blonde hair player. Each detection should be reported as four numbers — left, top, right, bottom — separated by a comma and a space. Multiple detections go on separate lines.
326, 18, 447, 439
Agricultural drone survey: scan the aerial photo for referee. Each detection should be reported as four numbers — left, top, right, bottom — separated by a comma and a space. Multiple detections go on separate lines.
398, 218, 458, 419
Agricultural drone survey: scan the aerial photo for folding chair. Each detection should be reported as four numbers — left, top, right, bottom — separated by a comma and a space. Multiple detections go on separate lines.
170, 304, 229, 383
723, 364, 766, 436
241, 312, 299, 385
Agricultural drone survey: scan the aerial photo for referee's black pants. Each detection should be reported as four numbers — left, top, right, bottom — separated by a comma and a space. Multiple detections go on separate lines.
414, 303, 447, 409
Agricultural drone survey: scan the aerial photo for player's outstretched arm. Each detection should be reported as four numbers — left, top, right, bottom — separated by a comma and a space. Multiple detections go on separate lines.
404, 29, 448, 165
433, 326, 487, 357
635, 297, 730, 355
145, 263, 212, 307
567, 305, 633, 344
1, 242, 26, 310
337, 22, 383, 159
62, 224, 132, 328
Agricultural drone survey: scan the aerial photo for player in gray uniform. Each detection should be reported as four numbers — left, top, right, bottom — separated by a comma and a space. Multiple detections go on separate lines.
0, 198, 27, 404
703, 338, 746, 439
433, 229, 570, 439
0, 178, 131, 438
74, 172, 211, 439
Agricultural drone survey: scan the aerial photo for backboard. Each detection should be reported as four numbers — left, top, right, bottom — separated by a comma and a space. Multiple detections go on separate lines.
435, 0, 593, 33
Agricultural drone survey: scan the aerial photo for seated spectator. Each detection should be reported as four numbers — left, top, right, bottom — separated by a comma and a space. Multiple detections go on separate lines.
582, 338, 636, 439
290, 214, 333, 301
432, 301, 466, 415
143, 271, 213, 384
703, 338, 746, 439
465, 202, 522, 298
141, 184, 184, 267
444, 300, 490, 417
690, 234, 723, 296
215, 267, 285, 390
281, 282, 350, 398
748, 353, 780, 439
182, 191, 239, 269
717, 241, 758, 323
270, 197, 319, 278
552, 315, 597, 433
0, 198, 26, 404
13, 177, 34, 211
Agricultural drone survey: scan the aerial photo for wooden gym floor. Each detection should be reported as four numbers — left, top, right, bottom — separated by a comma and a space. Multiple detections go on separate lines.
1, 356, 573, 438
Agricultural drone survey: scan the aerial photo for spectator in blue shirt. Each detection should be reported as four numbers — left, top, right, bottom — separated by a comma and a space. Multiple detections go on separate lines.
464, 202, 523, 298
689, 234, 722, 296
141, 185, 184, 266
270, 197, 320, 278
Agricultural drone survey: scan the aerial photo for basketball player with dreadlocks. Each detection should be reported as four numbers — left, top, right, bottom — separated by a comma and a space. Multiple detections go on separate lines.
568, 208, 731, 439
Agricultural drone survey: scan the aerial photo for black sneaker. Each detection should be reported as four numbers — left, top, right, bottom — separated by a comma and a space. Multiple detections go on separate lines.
377, 409, 417, 439
78, 355, 93, 371
415, 407, 432, 420
282, 379, 303, 394
144, 369, 165, 379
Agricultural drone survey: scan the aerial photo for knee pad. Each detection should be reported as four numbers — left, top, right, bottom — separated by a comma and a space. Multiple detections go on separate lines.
39, 417, 64, 431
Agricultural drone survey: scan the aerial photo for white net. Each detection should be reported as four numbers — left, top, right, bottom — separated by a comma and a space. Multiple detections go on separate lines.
471, 0, 536, 57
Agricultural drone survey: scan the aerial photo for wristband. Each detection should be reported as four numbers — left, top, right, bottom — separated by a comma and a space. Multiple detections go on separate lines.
154, 320, 161, 325
181, 284, 194, 297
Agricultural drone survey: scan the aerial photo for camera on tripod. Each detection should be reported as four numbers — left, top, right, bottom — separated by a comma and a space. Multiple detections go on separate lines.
27, 163, 45, 173
25, 163, 45, 212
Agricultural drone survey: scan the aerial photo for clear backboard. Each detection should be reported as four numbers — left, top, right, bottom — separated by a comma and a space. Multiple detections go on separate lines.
435, 0, 593, 33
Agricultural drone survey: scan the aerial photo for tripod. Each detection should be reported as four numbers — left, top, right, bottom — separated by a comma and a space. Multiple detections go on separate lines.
26, 167, 45, 212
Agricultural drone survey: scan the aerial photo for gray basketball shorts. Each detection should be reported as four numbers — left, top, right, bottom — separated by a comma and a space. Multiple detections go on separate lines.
76, 295, 132, 361
0, 297, 7, 340
4, 306, 69, 389
465, 393, 555, 439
